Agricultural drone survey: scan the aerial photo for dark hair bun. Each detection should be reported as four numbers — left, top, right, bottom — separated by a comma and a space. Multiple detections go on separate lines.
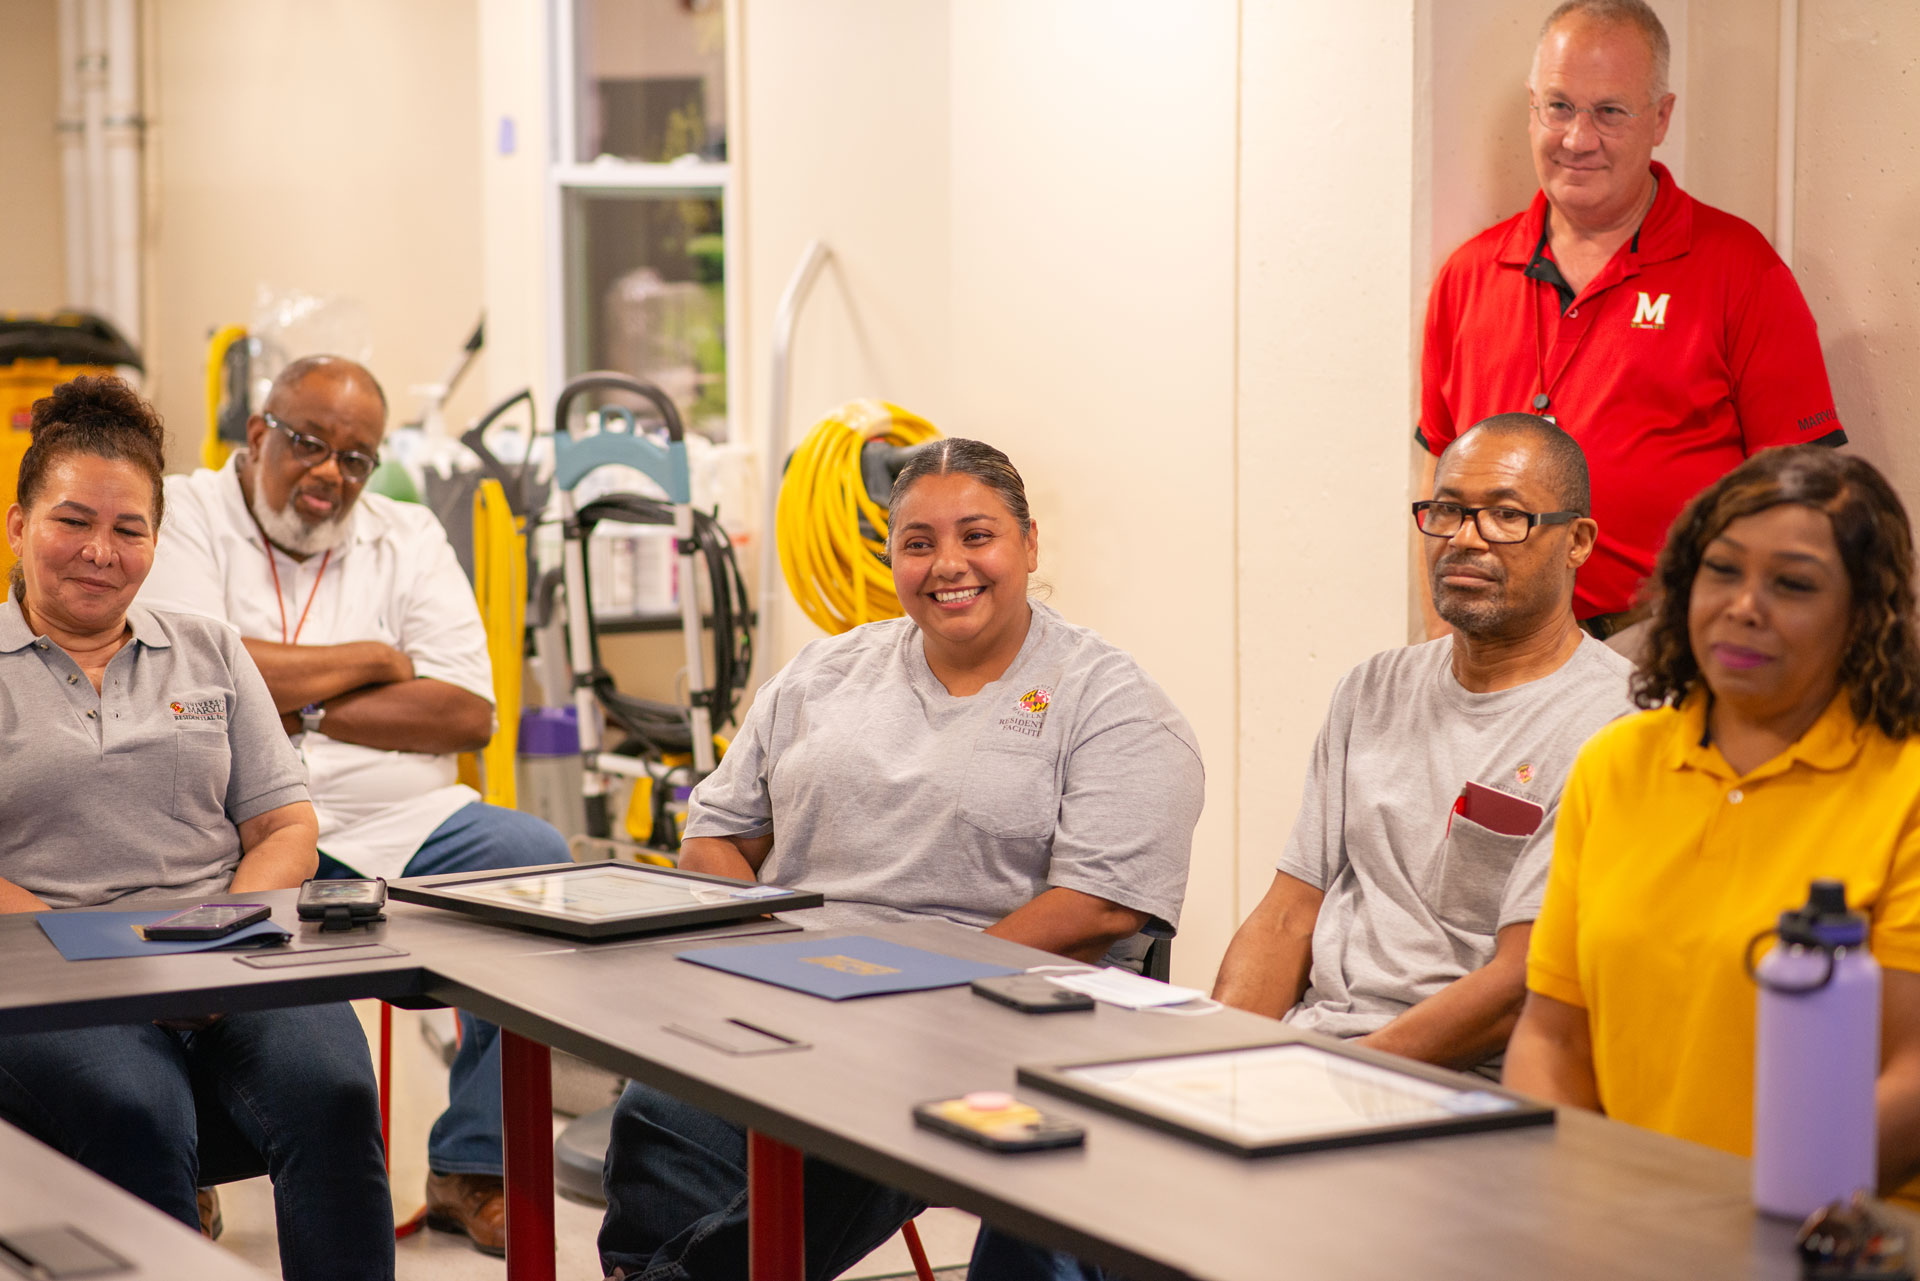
29, 374, 166, 451
16, 373, 168, 533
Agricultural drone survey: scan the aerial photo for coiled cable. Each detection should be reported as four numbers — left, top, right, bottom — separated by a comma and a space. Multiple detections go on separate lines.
776, 400, 940, 635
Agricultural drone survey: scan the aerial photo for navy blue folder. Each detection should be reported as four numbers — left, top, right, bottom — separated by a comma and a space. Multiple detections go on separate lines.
37, 910, 292, 961
677, 934, 1018, 1000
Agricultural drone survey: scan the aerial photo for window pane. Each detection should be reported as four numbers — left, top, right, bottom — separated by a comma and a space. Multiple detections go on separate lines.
564, 191, 727, 438
574, 0, 727, 164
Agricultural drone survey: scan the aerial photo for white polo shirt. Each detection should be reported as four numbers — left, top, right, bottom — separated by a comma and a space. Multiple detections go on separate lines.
138, 456, 494, 880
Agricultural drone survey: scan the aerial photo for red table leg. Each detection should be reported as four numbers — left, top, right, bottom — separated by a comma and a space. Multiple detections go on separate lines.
747, 1130, 805, 1281
501, 1030, 555, 1281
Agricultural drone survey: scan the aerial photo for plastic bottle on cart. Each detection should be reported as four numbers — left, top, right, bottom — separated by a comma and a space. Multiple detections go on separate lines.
1750, 879, 1880, 1218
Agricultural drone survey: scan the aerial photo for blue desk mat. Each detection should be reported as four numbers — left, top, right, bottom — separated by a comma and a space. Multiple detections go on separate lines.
38, 910, 292, 961
677, 934, 1018, 1000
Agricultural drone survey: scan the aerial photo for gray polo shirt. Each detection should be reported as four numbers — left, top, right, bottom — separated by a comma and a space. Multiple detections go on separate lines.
687, 602, 1204, 939
0, 600, 309, 909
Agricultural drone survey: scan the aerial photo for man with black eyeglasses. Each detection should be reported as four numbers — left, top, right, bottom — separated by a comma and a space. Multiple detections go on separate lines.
139, 354, 569, 1256
1214, 415, 1634, 1075
1417, 0, 1842, 643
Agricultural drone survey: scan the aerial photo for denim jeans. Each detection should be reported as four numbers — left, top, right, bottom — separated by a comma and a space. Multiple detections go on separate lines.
968, 1229, 1126, 1281
0, 1003, 393, 1281
599, 1080, 925, 1281
319, 800, 571, 1177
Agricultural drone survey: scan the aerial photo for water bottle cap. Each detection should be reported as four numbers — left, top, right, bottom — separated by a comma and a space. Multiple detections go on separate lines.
1778, 878, 1868, 948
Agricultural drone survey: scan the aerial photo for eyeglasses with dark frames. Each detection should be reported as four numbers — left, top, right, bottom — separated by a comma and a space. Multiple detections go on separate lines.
261, 413, 380, 483
1411, 501, 1581, 545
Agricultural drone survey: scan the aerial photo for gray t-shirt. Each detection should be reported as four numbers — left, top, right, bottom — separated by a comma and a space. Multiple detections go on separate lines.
0, 601, 309, 909
687, 602, 1204, 938
1279, 636, 1634, 1053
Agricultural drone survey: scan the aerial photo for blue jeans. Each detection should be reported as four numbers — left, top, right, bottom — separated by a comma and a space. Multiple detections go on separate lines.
968, 1229, 1125, 1281
0, 1003, 393, 1281
599, 1080, 925, 1281
319, 800, 570, 1176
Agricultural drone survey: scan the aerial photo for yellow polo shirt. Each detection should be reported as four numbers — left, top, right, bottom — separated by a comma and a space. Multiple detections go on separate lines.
1528, 692, 1920, 1165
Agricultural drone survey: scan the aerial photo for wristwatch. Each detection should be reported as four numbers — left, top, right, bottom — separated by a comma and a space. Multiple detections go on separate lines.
300, 702, 326, 736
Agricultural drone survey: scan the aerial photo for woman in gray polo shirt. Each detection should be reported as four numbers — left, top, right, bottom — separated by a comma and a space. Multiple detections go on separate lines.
0, 376, 393, 1280
599, 439, 1205, 1281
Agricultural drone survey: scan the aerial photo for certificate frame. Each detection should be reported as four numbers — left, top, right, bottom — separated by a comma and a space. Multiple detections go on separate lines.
387, 861, 824, 940
1017, 1039, 1553, 1157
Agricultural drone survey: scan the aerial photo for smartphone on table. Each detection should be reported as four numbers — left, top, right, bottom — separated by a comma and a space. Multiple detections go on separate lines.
142, 903, 270, 941
913, 1091, 1086, 1152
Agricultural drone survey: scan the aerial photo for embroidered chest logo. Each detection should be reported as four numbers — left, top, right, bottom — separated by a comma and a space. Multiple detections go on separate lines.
1629, 292, 1671, 330
998, 687, 1052, 739
1515, 762, 1534, 785
170, 699, 224, 722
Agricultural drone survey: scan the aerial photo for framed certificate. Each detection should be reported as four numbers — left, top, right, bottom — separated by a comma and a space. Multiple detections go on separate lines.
1018, 1040, 1552, 1157
387, 862, 824, 940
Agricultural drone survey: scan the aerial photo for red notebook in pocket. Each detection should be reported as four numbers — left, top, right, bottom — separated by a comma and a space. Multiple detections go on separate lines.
1449, 780, 1545, 838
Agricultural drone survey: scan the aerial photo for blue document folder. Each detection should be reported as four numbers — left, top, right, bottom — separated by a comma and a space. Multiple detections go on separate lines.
677, 934, 1019, 1000
37, 910, 292, 961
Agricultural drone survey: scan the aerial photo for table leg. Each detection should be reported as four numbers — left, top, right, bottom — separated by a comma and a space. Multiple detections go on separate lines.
501, 1030, 555, 1281
747, 1130, 805, 1281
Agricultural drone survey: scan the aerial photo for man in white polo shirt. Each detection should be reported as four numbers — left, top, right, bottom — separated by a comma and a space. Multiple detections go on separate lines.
139, 355, 569, 1255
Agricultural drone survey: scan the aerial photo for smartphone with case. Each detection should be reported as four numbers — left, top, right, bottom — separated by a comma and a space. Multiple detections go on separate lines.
970, 974, 1095, 1013
142, 903, 270, 941
913, 1092, 1086, 1152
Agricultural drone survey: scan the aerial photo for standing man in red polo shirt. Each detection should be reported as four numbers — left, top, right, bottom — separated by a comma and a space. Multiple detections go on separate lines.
1417, 0, 1843, 639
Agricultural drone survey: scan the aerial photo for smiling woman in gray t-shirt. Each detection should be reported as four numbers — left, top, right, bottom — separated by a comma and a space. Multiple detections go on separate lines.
598, 438, 1205, 1281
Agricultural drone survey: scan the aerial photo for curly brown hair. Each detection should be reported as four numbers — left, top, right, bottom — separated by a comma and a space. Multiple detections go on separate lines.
1632, 445, 1920, 738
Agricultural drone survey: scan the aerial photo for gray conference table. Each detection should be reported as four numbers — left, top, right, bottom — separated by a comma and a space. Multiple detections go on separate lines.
0, 883, 1890, 1281
0, 1119, 270, 1280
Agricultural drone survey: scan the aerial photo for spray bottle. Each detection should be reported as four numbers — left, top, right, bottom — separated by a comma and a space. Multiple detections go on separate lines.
1747, 879, 1881, 1219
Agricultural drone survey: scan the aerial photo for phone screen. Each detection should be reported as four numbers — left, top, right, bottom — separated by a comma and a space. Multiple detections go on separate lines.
147, 904, 267, 933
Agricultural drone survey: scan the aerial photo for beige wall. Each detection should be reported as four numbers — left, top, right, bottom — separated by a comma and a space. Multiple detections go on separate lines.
1240, 2, 1419, 912
144, 0, 487, 471
945, 1, 1241, 981
1797, 2, 1920, 501
0, 0, 68, 313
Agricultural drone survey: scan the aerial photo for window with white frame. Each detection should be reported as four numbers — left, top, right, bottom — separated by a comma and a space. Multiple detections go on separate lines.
550, 0, 732, 440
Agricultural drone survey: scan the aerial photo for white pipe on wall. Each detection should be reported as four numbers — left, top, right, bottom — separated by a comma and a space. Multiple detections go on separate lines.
80, 0, 111, 319
103, 0, 141, 344
56, 0, 89, 310
1775, 0, 1797, 267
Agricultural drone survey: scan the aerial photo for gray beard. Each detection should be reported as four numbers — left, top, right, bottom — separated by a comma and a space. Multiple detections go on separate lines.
249, 483, 350, 557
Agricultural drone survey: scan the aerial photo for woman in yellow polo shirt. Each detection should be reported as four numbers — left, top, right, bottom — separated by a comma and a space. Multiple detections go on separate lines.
1506, 445, 1920, 1196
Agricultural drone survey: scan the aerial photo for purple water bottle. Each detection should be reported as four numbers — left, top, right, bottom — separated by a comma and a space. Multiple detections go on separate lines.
1749, 879, 1880, 1218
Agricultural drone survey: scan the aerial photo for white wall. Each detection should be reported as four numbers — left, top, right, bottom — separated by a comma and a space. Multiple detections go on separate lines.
944, 1, 1242, 981
0, 0, 66, 313
1239, 2, 1418, 912
144, 1, 487, 470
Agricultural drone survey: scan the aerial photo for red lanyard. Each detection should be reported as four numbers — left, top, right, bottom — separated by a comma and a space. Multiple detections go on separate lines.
263, 546, 332, 644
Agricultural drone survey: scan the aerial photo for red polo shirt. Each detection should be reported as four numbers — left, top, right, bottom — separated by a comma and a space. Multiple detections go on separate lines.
1418, 162, 1843, 619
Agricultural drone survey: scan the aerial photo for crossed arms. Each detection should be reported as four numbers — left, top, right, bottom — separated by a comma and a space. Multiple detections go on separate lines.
246, 637, 491, 756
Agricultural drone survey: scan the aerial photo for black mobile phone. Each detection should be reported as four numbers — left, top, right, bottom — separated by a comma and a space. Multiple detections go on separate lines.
970, 974, 1095, 1014
297, 877, 388, 926
913, 1092, 1086, 1152
142, 903, 270, 941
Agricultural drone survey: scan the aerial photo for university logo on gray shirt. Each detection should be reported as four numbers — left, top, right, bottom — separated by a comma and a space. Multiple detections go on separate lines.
687, 603, 1205, 941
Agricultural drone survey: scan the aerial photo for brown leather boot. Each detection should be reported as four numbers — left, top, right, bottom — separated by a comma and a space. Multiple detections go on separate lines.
196, 1187, 223, 1239
424, 1171, 507, 1256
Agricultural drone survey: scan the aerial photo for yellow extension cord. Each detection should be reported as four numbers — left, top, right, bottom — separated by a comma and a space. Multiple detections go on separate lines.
776, 399, 940, 636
